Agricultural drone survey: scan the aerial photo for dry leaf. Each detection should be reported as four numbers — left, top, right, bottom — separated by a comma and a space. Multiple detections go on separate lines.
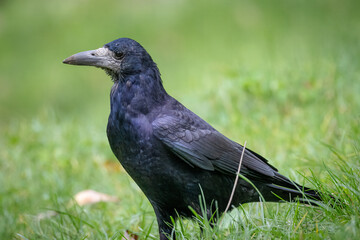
74, 189, 119, 206
103, 159, 124, 172
34, 190, 118, 221
121, 230, 139, 240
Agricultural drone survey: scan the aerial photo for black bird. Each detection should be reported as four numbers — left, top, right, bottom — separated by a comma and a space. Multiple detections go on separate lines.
63, 38, 323, 239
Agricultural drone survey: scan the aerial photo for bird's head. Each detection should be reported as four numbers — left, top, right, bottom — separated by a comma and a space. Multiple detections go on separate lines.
63, 38, 157, 81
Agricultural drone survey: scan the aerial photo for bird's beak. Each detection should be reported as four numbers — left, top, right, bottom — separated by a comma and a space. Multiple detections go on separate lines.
63, 47, 113, 68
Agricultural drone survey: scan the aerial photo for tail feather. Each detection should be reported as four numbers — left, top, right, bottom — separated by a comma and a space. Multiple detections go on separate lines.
266, 172, 324, 204
267, 183, 323, 205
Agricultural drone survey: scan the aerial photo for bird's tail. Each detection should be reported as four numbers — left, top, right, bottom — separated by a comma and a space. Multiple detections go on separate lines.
265, 172, 324, 205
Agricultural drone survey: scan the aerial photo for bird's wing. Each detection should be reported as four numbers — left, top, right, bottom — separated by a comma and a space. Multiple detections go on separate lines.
152, 110, 278, 179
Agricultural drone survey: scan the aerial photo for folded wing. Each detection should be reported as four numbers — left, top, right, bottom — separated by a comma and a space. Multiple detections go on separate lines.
152, 110, 279, 181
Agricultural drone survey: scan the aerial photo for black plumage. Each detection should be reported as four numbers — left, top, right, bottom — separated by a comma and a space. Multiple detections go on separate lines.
63, 38, 323, 240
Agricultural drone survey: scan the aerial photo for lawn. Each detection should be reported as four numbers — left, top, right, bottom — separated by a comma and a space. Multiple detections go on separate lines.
1, 0, 360, 239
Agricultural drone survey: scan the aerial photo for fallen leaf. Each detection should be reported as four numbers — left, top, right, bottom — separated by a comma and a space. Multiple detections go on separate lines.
34, 190, 118, 221
121, 230, 139, 240
103, 159, 124, 172
74, 189, 119, 206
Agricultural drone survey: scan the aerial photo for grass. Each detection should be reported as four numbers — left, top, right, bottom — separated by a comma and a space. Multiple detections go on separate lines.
1, 0, 360, 239
0, 112, 156, 239
1, 114, 359, 239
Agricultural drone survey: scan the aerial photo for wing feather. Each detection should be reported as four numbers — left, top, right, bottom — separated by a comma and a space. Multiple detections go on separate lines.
152, 111, 278, 179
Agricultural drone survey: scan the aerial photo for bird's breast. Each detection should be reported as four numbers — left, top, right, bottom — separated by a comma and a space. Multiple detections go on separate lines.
107, 106, 155, 168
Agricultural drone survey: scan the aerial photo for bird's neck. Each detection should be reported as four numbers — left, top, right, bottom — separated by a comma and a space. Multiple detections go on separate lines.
110, 67, 168, 117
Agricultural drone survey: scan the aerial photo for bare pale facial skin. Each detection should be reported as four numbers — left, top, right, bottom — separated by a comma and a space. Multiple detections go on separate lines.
63, 47, 121, 72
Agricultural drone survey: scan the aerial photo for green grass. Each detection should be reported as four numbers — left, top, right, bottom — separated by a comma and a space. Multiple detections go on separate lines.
1, 0, 360, 239
1, 114, 359, 239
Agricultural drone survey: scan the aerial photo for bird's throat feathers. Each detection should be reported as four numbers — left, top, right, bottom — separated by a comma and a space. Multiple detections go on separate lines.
110, 66, 167, 116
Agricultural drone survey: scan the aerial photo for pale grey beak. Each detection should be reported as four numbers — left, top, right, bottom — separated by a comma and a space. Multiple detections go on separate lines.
63, 47, 114, 68
63, 50, 99, 66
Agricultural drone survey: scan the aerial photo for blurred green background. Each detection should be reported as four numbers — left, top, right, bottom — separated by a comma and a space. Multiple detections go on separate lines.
1, 0, 360, 239
1, 0, 359, 123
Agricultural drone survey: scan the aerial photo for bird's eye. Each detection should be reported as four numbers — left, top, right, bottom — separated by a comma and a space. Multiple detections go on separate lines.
114, 52, 125, 60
